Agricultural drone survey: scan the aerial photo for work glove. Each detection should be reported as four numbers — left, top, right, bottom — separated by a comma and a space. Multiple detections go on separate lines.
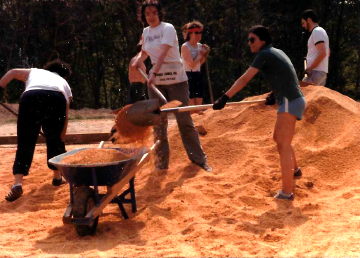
265, 92, 276, 105
213, 94, 230, 110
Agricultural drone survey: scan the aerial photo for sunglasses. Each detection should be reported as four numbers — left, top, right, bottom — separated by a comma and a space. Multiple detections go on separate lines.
194, 31, 203, 35
248, 37, 256, 43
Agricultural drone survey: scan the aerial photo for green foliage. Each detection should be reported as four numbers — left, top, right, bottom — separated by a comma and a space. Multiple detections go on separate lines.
0, 0, 359, 108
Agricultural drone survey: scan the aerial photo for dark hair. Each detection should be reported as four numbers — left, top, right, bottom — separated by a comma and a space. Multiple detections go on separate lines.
301, 9, 319, 23
140, 0, 164, 25
43, 59, 72, 78
249, 25, 272, 45
182, 21, 204, 41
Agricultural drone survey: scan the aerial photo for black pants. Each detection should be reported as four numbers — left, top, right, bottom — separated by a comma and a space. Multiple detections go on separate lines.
126, 82, 146, 105
186, 71, 205, 99
13, 90, 67, 176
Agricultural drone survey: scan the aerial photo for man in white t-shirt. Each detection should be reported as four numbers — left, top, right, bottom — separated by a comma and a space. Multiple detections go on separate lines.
300, 9, 330, 87
0, 59, 72, 202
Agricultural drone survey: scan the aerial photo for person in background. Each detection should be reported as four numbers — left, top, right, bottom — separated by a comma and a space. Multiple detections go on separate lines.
181, 21, 210, 110
127, 42, 147, 104
300, 9, 330, 87
0, 59, 72, 202
213, 26, 305, 200
132, 0, 212, 172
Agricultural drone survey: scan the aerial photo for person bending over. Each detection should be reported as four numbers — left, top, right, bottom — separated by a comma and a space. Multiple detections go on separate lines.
0, 59, 73, 202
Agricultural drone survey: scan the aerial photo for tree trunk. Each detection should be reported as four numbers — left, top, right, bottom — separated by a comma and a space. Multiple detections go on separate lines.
355, 0, 360, 99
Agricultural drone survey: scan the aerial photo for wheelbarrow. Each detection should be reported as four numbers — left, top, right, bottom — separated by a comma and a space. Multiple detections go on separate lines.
48, 141, 158, 236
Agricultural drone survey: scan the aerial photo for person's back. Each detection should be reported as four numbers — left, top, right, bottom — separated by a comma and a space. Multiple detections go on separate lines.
251, 46, 303, 105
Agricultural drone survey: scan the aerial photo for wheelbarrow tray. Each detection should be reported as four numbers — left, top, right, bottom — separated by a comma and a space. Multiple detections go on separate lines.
48, 147, 147, 186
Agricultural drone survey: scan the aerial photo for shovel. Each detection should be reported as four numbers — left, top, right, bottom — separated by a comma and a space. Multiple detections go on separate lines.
137, 68, 167, 106
125, 98, 266, 127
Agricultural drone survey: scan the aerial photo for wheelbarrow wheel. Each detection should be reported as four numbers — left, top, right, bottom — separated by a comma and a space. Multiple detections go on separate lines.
73, 186, 99, 236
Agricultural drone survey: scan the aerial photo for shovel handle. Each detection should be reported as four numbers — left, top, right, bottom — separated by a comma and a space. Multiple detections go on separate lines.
0, 101, 46, 137
0, 101, 18, 117
161, 99, 266, 113
137, 68, 167, 105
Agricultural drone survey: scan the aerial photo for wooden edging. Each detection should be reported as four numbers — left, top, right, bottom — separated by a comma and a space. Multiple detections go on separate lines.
0, 133, 111, 145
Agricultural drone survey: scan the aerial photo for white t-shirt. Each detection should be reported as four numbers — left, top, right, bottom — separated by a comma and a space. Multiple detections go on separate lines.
25, 68, 72, 103
141, 22, 187, 85
306, 26, 330, 73
141, 22, 182, 64
182, 42, 202, 72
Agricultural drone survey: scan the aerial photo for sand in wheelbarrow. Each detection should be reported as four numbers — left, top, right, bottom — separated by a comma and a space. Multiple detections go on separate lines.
61, 149, 131, 165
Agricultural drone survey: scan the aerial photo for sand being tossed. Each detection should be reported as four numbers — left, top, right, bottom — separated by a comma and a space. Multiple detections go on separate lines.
1, 86, 360, 256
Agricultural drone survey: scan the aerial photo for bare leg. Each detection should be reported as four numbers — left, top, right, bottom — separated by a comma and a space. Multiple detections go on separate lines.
291, 146, 299, 171
53, 170, 62, 179
273, 112, 297, 195
14, 174, 23, 185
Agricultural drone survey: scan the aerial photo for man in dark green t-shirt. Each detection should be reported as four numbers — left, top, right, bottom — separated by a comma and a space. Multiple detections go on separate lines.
213, 25, 306, 201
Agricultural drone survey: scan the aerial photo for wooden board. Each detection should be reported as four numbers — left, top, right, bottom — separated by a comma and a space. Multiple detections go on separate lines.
0, 133, 111, 145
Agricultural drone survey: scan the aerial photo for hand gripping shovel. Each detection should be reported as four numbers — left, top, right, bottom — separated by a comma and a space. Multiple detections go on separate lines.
125, 98, 266, 127
137, 68, 167, 106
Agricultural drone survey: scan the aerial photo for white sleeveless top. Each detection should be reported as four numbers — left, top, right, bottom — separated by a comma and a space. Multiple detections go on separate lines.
182, 42, 202, 72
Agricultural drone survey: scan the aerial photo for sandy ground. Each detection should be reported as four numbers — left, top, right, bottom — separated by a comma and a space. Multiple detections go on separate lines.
1, 86, 360, 257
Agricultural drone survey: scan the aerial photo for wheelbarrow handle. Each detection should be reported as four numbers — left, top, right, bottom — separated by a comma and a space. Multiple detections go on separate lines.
161, 99, 266, 113
137, 68, 167, 105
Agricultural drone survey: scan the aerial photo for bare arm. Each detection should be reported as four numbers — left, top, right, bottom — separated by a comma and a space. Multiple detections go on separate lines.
132, 50, 149, 69
148, 44, 172, 86
181, 44, 205, 69
306, 42, 327, 72
0, 69, 31, 87
225, 67, 259, 98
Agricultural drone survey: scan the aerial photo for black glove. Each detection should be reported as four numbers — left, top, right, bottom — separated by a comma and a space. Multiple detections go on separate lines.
265, 92, 276, 105
213, 94, 230, 110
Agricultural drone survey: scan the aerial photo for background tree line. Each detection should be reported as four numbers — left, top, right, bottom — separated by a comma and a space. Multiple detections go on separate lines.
0, 0, 359, 109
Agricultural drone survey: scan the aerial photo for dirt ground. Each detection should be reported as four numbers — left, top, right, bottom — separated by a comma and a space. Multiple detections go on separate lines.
1, 86, 360, 257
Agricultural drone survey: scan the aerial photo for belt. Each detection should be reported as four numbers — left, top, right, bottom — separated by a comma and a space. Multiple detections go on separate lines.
185, 70, 201, 72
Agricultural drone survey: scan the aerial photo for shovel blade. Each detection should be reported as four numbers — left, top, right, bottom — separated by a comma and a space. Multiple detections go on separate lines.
125, 99, 161, 127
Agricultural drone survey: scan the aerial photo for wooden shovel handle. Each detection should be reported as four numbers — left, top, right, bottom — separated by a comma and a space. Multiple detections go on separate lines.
161, 99, 266, 113
137, 68, 167, 105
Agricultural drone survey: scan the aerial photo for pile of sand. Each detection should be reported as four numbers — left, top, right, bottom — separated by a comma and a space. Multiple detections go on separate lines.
1, 86, 360, 256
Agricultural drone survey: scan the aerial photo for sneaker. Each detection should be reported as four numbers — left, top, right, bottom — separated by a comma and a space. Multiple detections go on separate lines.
294, 168, 302, 178
274, 190, 294, 201
193, 162, 213, 172
52, 176, 67, 186
5, 185, 23, 202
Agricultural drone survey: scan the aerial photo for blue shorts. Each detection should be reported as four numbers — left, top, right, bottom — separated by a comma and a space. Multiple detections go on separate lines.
302, 70, 327, 86
278, 97, 306, 120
